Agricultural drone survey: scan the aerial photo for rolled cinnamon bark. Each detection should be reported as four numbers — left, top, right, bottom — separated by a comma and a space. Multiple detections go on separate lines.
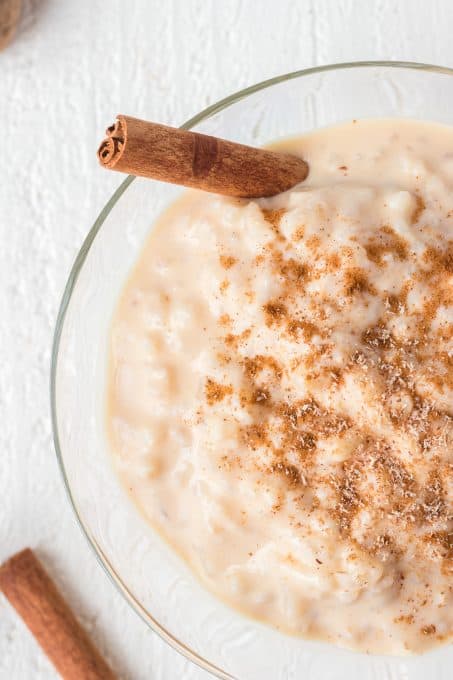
0, 0, 22, 51
0, 549, 116, 680
97, 115, 309, 198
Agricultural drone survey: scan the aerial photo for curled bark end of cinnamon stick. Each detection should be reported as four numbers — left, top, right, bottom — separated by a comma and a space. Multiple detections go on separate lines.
97, 115, 309, 198
0, 548, 116, 680
98, 118, 126, 167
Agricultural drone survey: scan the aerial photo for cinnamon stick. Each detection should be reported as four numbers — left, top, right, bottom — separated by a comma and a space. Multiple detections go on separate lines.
0, 549, 116, 680
97, 115, 309, 197
0, 0, 21, 51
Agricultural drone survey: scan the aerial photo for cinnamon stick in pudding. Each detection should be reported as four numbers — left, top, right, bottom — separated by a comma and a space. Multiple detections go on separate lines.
97, 115, 309, 197
0, 549, 116, 680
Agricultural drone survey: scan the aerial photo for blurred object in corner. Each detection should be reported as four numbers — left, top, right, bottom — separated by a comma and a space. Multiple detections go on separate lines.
0, 0, 22, 51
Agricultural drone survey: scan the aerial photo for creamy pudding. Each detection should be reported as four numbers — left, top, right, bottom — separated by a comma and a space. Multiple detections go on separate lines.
107, 119, 453, 654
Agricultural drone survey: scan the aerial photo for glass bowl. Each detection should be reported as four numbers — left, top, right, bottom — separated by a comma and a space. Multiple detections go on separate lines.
51, 62, 453, 679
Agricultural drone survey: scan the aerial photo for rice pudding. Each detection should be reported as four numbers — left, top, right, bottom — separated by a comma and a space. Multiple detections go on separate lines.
107, 119, 453, 654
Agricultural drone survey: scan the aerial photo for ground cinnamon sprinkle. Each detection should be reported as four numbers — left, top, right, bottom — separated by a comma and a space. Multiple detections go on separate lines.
343, 267, 377, 296
287, 318, 319, 340
411, 194, 426, 224
242, 355, 283, 381
426, 531, 453, 559
422, 241, 453, 275
380, 225, 410, 259
394, 614, 415, 625
325, 252, 341, 270
241, 423, 269, 450
421, 472, 445, 522
364, 241, 386, 266
251, 387, 271, 405
276, 256, 309, 284
205, 378, 233, 405
219, 279, 230, 293
362, 321, 393, 348
306, 234, 321, 250
270, 461, 304, 487
365, 225, 409, 265
260, 207, 286, 234
386, 294, 404, 313
263, 299, 288, 326
219, 255, 237, 269
224, 328, 251, 349
292, 225, 305, 241
202, 186, 452, 590
421, 624, 437, 636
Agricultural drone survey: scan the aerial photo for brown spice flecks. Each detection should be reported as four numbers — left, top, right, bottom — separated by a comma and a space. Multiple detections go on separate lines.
261, 208, 286, 237
364, 241, 385, 266
224, 328, 251, 349
326, 253, 341, 270
374, 451, 416, 509
386, 294, 403, 314
251, 388, 271, 405
362, 321, 393, 348
293, 225, 305, 241
241, 423, 269, 450
420, 472, 445, 522
334, 458, 362, 532
216, 352, 231, 365
421, 624, 437, 636
327, 366, 344, 385
219, 255, 237, 269
372, 534, 400, 561
219, 279, 229, 293
239, 386, 272, 408
411, 195, 426, 224
243, 355, 283, 381
437, 322, 453, 342
304, 343, 334, 372
422, 241, 453, 275
287, 319, 319, 340
306, 234, 321, 250
343, 267, 377, 296
340, 246, 355, 261
365, 225, 409, 266
277, 256, 309, 284
205, 378, 233, 405
263, 299, 288, 326
270, 461, 304, 487
426, 531, 453, 559
421, 282, 453, 325
395, 614, 415, 625
209, 186, 452, 584
380, 226, 409, 260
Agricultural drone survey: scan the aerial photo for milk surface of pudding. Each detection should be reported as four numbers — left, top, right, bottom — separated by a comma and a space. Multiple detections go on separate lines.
107, 119, 453, 654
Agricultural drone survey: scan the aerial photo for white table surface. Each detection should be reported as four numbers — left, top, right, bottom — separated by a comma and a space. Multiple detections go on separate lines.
1, 1, 453, 678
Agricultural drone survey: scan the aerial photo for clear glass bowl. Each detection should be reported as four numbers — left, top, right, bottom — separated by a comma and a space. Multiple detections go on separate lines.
51, 62, 453, 679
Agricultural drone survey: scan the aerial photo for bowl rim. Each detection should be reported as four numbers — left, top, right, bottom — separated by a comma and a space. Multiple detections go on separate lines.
50, 60, 453, 679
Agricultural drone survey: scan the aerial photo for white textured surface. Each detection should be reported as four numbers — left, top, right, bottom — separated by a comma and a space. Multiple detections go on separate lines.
1, 1, 453, 678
